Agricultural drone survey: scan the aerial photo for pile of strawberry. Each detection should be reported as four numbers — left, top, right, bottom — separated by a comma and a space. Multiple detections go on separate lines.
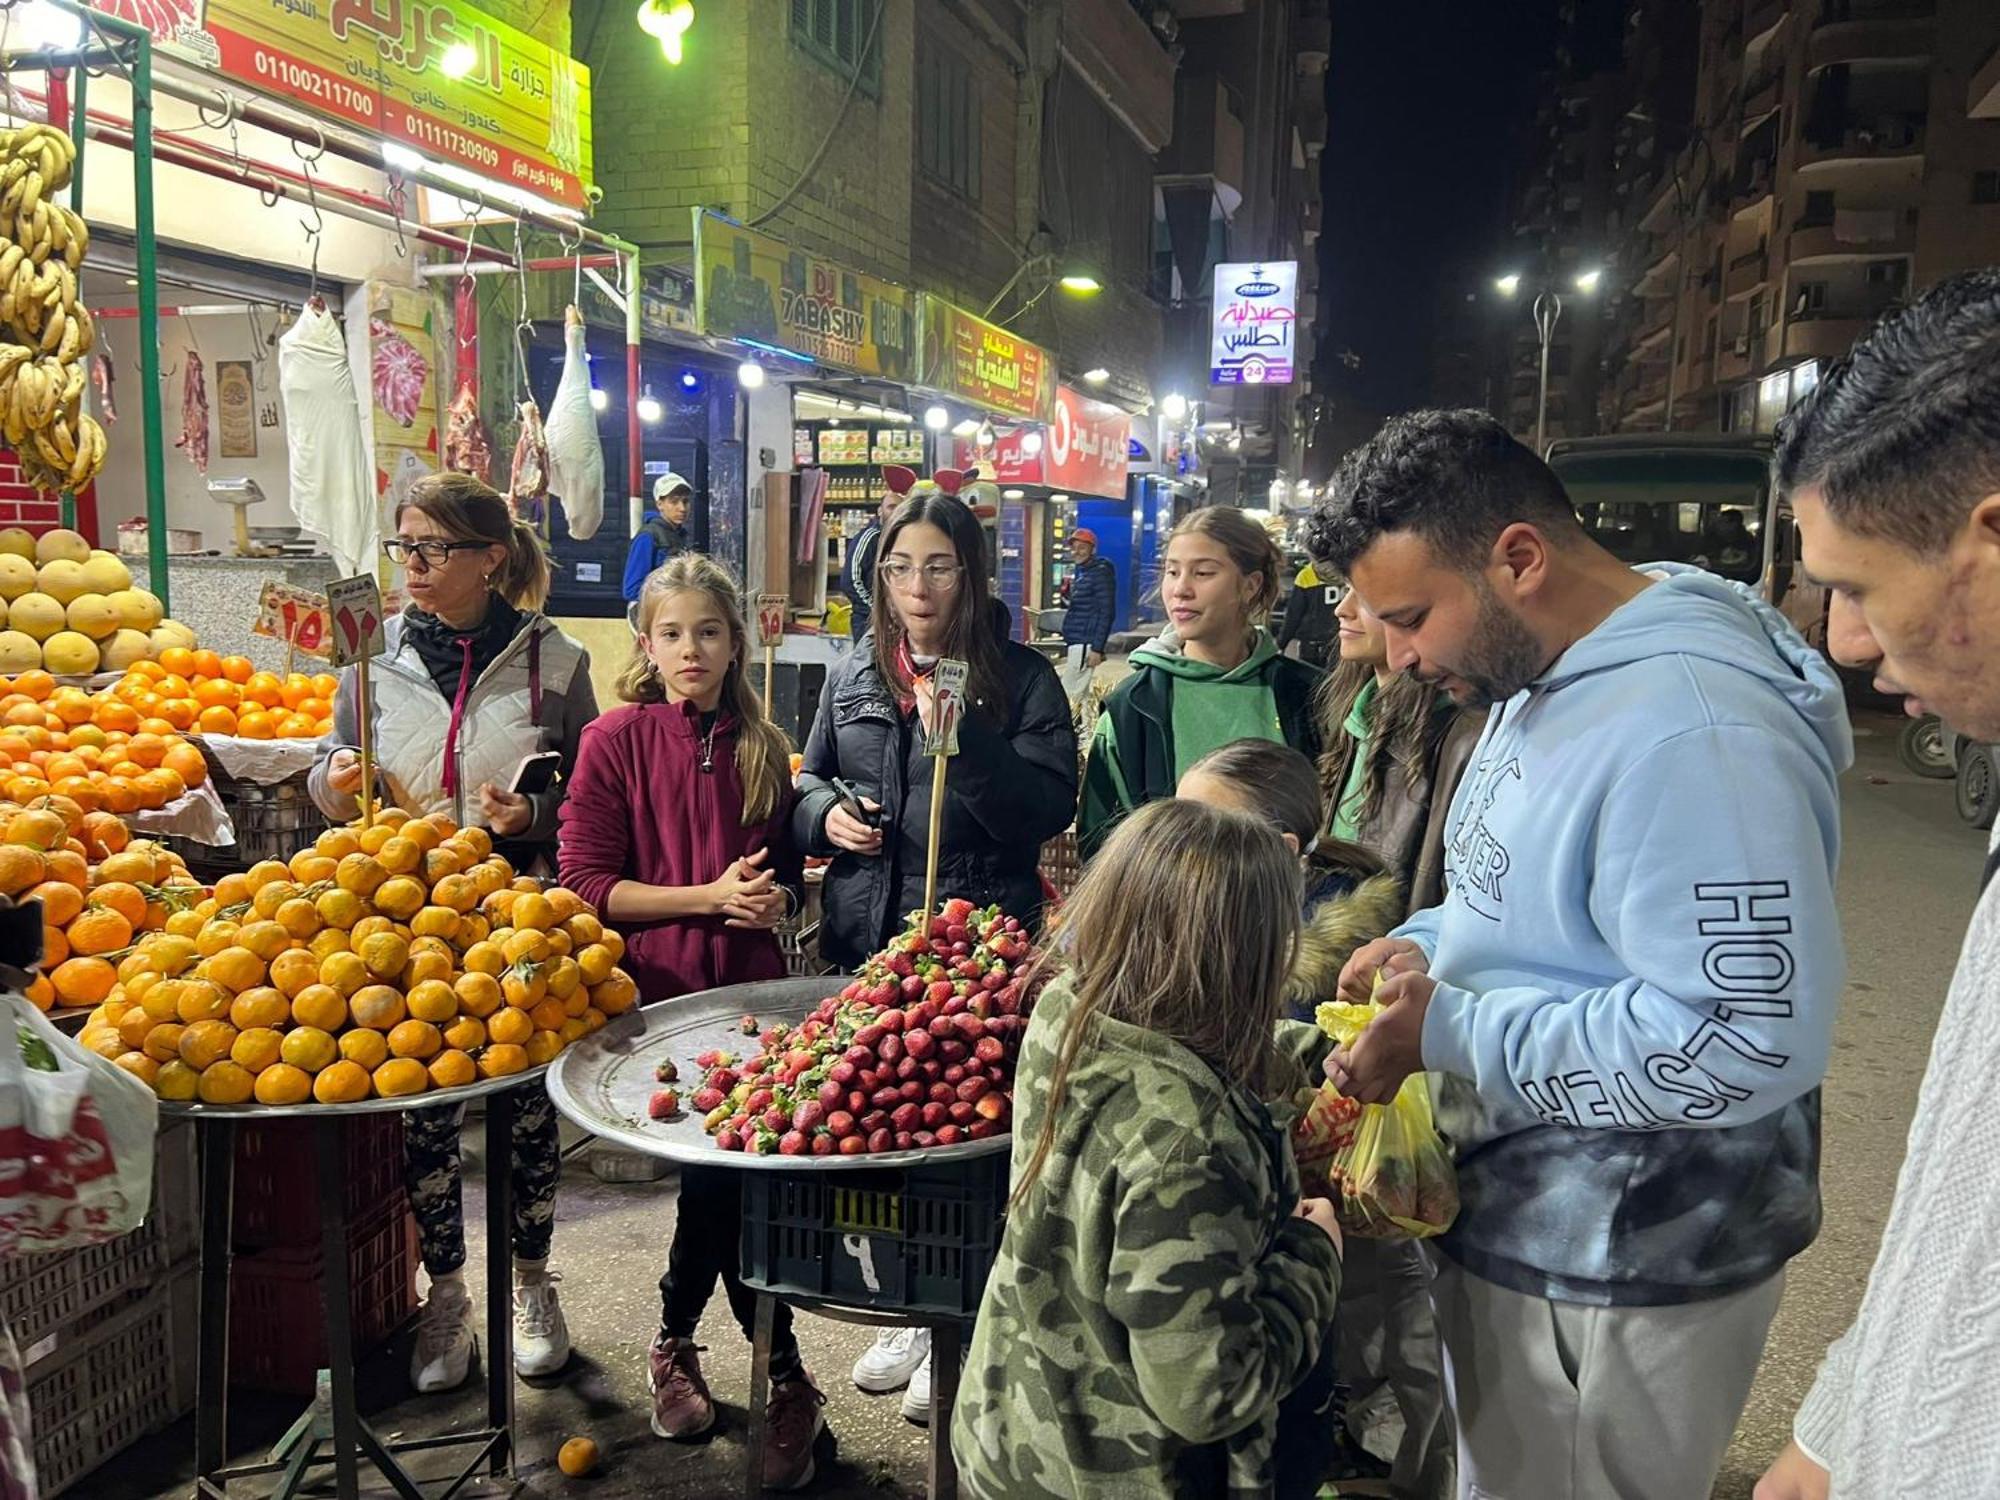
662, 899, 1037, 1158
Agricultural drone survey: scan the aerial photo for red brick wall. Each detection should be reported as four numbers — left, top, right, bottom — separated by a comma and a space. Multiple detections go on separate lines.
0, 452, 97, 542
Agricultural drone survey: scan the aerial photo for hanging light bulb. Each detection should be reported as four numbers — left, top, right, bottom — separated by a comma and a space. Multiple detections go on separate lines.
590, 387, 608, 412
637, 386, 663, 424
736, 360, 766, 389
1020, 431, 1044, 456
635, 0, 695, 63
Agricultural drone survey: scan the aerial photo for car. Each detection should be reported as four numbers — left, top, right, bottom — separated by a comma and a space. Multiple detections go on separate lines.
1943, 725, 1999, 832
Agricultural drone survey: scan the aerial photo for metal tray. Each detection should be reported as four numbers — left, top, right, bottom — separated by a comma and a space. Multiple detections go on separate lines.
546, 976, 1011, 1172
157, 1064, 550, 1121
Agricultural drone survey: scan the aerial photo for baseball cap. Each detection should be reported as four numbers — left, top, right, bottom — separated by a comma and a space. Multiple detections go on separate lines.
653, 471, 693, 500
1072, 528, 1097, 545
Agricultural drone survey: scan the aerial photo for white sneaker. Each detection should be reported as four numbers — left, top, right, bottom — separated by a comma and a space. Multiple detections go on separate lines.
410, 1281, 476, 1393
900, 1350, 933, 1424
513, 1274, 572, 1377
851, 1326, 929, 1393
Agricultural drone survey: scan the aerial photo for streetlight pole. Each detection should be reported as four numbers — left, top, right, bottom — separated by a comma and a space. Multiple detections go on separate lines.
1534, 291, 1563, 455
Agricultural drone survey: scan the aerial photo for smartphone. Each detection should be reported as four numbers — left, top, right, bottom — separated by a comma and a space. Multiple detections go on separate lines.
508, 751, 564, 798
830, 777, 881, 829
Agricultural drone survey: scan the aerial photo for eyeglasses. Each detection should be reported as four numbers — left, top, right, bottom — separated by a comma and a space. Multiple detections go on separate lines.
383, 539, 489, 569
880, 561, 965, 591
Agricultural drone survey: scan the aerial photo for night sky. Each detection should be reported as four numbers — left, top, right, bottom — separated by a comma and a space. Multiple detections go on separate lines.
1317, 0, 1560, 420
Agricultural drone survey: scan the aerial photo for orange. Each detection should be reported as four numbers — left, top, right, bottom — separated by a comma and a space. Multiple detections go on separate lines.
543, 929, 573, 961
157, 699, 196, 732
314, 888, 365, 931
275, 898, 321, 940
243, 859, 291, 892
236, 711, 276, 741
115, 1052, 162, 1087
235, 921, 292, 963
253, 1063, 313, 1106
229, 988, 291, 1030
242, 673, 283, 710
12, 670, 53, 702
455, 826, 495, 862
250, 880, 296, 920
308, 928, 351, 963
410, 905, 459, 941
372, 876, 426, 922
156, 648, 195, 678
503, 930, 551, 967
124, 733, 168, 769
279, 1026, 338, 1073
5, 807, 66, 850
312, 1060, 371, 1104
197, 1060, 255, 1105
335, 854, 389, 899
461, 941, 506, 978
88, 881, 147, 929
311, 672, 338, 699
290, 985, 347, 1031
403, 949, 453, 989
376, 836, 421, 876
372, 1058, 429, 1098
592, 970, 638, 1016
154, 1059, 199, 1100
0, 846, 44, 897
161, 742, 208, 788
29, 879, 83, 928
67, 907, 133, 956
502, 966, 547, 1009
524, 1030, 562, 1067
230, 1027, 285, 1073
428, 1050, 476, 1090
195, 705, 237, 736
40, 926, 67, 967
545, 957, 582, 1002
202, 947, 265, 995
97, 848, 158, 888
147, 933, 198, 976
442, 1016, 486, 1052
430, 874, 479, 914
477, 1043, 529, 1079
277, 713, 317, 739
358, 932, 410, 979
174, 981, 232, 1025
405, 979, 457, 1024
220, 654, 254, 684
143, 1022, 188, 1064
116, 1006, 157, 1052
598, 930, 626, 964
575, 944, 617, 986
178, 1019, 239, 1069
49, 689, 92, 727
349, 985, 406, 1031
193, 678, 239, 711
268, 950, 321, 998
388, 1019, 442, 1060
300, 698, 332, 722
453, 972, 503, 1018
487, 1007, 532, 1046
350, 916, 396, 946
81, 810, 130, 859
288, 851, 337, 884
188, 649, 221, 679
529, 998, 568, 1034
319, 951, 369, 997
358, 824, 395, 856
315, 827, 361, 860
338, 1029, 389, 1070
421, 847, 463, 884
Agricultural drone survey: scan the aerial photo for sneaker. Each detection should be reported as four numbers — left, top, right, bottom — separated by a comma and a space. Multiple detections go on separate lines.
851, 1326, 929, 1393
513, 1275, 572, 1378
763, 1372, 829, 1492
410, 1281, 476, 1394
900, 1350, 932, 1425
648, 1333, 716, 1440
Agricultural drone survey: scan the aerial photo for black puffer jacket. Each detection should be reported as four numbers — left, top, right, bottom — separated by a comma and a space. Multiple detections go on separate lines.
793, 639, 1078, 969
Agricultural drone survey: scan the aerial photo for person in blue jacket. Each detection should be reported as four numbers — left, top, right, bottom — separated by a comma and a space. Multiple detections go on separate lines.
622, 471, 695, 614
1059, 529, 1117, 665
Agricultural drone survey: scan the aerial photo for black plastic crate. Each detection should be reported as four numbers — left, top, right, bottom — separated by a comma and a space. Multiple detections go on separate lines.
739, 1153, 1008, 1320
225, 778, 330, 868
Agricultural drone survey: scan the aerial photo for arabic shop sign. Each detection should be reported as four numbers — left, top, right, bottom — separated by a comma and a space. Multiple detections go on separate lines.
917, 295, 1056, 423
1210, 261, 1298, 386
972, 389, 1129, 498
89, 0, 594, 210
692, 211, 913, 380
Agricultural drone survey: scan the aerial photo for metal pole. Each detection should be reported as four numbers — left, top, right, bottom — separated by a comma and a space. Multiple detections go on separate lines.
1533, 291, 1562, 456
51, 67, 77, 532
130, 32, 170, 615
626, 248, 643, 539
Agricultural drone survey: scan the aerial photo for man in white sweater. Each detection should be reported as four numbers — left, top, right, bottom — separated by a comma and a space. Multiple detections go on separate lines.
1757, 270, 2000, 1500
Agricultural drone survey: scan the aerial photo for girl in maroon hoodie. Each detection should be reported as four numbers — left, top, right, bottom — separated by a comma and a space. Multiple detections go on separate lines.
557, 554, 828, 1490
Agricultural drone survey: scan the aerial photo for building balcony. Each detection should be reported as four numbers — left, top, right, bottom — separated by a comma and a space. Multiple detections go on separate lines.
1972, 40, 2000, 120
1789, 211, 1917, 262
1809, 6, 1934, 72
1168, 0, 1247, 16
1634, 314, 1674, 360
1783, 312, 1879, 362
1726, 245, 1770, 298
1744, 0, 1789, 46
1718, 339, 1755, 382
1742, 69, 1784, 122
1797, 115, 1926, 171
1158, 73, 1246, 201
1635, 246, 1680, 299
1296, 13, 1330, 74
1065, 0, 1176, 152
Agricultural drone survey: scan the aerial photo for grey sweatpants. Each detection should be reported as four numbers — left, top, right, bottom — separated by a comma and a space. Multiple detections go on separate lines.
1431, 1260, 1783, 1500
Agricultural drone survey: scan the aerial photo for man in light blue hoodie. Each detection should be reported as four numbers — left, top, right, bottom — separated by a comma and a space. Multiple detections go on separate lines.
1307, 408, 1851, 1500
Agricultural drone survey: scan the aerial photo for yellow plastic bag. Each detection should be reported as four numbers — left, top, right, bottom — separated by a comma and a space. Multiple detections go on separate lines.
1306, 998, 1459, 1240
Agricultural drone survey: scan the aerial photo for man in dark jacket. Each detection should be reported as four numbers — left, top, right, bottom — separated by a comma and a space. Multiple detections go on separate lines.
1276, 561, 1343, 668
1059, 529, 1117, 664
843, 493, 898, 643
622, 471, 695, 610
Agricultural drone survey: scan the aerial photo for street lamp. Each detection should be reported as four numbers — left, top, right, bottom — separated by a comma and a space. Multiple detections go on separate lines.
1573, 267, 1603, 294
1496, 269, 1601, 455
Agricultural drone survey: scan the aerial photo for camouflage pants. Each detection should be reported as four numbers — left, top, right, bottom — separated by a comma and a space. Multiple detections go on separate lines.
404, 1084, 562, 1275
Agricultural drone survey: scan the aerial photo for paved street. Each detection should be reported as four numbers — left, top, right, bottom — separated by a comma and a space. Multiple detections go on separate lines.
98, 714, 1989, 1500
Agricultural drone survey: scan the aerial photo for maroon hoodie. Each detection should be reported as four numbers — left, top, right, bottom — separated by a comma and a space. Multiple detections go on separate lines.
558, 699, 799, 1003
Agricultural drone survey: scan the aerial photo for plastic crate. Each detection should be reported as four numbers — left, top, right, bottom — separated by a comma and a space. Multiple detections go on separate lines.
0, 1206, 167, 1356
230, 1112, 406, 1250
739, 1154, 1008, 1320
27, 1260, 198, 1497
219, 776, 329, 870
228, 1197, 421, 1394
1038, 827, 1081, 901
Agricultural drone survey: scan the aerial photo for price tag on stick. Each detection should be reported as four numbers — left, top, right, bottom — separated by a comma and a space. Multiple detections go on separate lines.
326, 574, 388, 827
252, 582, 334, 675
755, 593, 786, 706
921, 658, 969, 920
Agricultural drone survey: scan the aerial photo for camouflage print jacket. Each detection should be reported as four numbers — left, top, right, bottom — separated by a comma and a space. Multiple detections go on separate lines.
952, 979, 1343, 1498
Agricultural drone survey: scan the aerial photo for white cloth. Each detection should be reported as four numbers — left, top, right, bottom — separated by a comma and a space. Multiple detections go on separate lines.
1792, 826, 2000, 1498
543, 316, 605, 541
278, 304, 378, 579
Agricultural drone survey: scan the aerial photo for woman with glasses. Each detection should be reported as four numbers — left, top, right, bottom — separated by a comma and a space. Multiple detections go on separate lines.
793, 474, 1078, 1420
307, 472, 598, 1395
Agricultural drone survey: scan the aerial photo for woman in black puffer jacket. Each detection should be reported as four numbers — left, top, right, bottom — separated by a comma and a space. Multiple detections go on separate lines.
791, 479, 1077, 970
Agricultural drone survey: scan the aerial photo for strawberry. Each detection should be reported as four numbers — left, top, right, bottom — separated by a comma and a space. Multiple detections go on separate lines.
648, 1089, 682, 1120
693, 1088, 725, 1113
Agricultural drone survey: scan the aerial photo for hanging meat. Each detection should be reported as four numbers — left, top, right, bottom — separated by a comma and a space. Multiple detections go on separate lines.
443, 380, 493, 483
369, 315, 429, 428
91, 353, 116, 424
509, 397, 549, 524
279, 300, 376, 579
541, 305, 604, 540
174, 348, 209, 471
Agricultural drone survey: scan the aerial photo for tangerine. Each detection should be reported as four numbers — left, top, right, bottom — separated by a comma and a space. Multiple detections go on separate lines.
253, 1062, 313, 1105
279, 1026, 338, 1073
338, 1029, 389, 1070
477, 1043, 529, 1079
372, 1058, 429, 1097
312, 1060, 371, 1104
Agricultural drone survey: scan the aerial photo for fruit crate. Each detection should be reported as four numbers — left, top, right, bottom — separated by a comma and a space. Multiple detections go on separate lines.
230, 1112, 407, 1250
216, 775, 330, 872
739, 1153, 1008, 1321
1038, 827, 1081, 901
228, 1197, 421, 1395
26, 1259, 198, 1497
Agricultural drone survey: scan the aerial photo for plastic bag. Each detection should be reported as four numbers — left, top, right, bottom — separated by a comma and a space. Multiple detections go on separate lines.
1298, 997, 1458, 1240
0, 992, 157, 1255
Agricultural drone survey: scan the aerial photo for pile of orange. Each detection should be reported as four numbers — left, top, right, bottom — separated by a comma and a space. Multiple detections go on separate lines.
0, 791, 202, 1013
74, 808, 639, 1107
0, 668, 207, 815
105, 650, 338, 741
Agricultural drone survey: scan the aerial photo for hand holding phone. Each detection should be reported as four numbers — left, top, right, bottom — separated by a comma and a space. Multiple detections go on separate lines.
509, 751, 564, 798
826, 777, 884, 856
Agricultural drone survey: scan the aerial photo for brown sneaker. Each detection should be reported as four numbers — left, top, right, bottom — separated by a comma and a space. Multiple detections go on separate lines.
648, 1334, 717, 1440
762, 1371, 830, 1491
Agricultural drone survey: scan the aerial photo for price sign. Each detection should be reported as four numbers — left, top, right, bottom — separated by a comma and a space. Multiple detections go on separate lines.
925, 658, 968, 758
755, 594, 787, 649
252, 582, 333, 660
326, 574, 388, 669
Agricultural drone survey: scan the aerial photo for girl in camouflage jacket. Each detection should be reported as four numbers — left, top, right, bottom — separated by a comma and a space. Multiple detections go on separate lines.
952, 799, 1345, 1498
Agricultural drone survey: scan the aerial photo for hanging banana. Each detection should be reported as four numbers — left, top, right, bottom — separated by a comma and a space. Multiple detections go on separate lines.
0, 124, 98, 491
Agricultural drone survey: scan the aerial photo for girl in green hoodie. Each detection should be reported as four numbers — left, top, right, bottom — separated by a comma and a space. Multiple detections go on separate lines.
1079, 507, 1324, 858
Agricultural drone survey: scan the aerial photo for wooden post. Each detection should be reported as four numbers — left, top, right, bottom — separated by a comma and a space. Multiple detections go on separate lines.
762, 642, 775, 709
919, 658, 968, 921
355, 654, 375, 829
922, 752, 948, 919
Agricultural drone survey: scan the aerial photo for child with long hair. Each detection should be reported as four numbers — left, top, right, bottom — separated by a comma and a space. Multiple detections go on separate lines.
952, 798, 1344, 1499
556, 555, 829, 1491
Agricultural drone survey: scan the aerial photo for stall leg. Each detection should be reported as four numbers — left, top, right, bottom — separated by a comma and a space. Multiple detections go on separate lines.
744, 1293, 775, 1500
484, 1088, 516, 1475
194, 1119, 235, 1490
314, 1117, 364, 1500
929, 1320, 962, 1500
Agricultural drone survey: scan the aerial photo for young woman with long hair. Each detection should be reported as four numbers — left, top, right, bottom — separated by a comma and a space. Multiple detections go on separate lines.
952, 798, 1344, 1498
306, 472, 598, 1395
557, 555, 828, 1490
792, 478, 1077, 1415
1079, 505, 1324, 858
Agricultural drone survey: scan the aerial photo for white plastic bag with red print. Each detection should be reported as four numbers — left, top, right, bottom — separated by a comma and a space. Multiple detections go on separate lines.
0, 993, 156, 1254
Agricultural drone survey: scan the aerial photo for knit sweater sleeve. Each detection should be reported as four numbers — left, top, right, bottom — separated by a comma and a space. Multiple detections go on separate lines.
1792, 1325, 1854, 1470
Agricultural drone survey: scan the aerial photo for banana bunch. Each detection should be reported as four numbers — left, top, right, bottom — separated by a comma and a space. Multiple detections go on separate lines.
0, 125, 101, 493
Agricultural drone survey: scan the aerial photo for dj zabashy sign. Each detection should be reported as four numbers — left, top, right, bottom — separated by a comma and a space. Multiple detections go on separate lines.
1210, 262, 1298, 386
89, 0, 594, 210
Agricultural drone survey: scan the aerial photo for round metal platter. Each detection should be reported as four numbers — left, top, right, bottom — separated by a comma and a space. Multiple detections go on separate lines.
156, 1063, 551, 1121
546, 976, 1012, 1172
